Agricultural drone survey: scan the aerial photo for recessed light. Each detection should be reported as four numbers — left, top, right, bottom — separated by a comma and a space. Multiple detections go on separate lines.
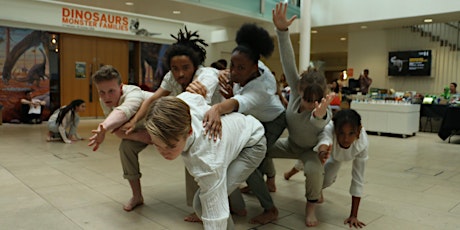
424, 18, 433, 23
173, 10, 181, 14
311, 30, 318, 34
360, 25, 367, 29
125, 2, 134, 6
340, 37, 347, 41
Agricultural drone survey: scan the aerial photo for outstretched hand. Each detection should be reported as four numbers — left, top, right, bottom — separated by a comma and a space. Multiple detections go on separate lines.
272, 2, 297, 31
313, 93, 336, 119
88, 123, 107, 151
344, 216, 366, 229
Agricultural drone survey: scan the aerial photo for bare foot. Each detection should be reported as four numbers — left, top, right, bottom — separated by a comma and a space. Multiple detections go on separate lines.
305, 202, 319, 227
317, 192, 324, 204
266, 177, 276, 192
123, 197, 144, 212
249, 207, 278, 224
184, 212, 202, 222
284, 168, 299, 180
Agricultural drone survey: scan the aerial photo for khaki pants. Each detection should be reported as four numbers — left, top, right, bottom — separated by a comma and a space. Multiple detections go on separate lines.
119, 139, 148, 180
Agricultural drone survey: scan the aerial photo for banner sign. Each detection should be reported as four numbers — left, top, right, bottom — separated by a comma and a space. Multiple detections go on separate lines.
61, 7, 131, 33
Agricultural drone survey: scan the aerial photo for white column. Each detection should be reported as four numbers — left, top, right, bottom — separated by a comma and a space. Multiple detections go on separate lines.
299, 0, 312, 72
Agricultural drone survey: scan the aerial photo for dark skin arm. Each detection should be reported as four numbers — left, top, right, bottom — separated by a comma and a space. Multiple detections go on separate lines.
344, 196, 366, 228
203, 99, 239, 141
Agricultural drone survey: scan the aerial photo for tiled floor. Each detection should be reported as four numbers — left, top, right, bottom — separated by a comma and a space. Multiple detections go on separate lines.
1, 119, 460, 229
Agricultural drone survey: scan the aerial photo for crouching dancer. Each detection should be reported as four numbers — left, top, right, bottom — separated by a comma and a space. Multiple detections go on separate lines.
145, 92, 266, 230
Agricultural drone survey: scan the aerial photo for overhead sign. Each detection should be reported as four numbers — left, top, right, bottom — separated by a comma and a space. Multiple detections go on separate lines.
61, 7, 130, 33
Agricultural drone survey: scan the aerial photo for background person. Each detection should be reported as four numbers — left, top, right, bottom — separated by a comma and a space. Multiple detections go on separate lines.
358, 69, 372, 95
450, 82, 457, 94
21, 90, 46, 124
47, 99, 86, 143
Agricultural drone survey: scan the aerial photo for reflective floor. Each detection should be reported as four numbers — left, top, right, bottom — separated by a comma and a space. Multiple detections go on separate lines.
1, 119, 459, 230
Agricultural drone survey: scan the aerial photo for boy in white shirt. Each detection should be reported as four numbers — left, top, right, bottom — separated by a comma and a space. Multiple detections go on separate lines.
145, 92, 266, 230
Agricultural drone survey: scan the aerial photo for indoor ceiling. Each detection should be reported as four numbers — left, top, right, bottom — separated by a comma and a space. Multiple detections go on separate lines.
49, 0, 460, 61
51, 0, 460, 36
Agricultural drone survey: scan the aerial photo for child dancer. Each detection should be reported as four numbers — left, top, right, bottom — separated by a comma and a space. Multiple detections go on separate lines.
145, 92, 266, 229
315, 109, 369, 228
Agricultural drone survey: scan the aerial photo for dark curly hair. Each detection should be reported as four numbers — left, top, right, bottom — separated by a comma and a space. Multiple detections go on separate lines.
165, 26, 208, 68
233, 23, 274, 64
332, 109, 362, 133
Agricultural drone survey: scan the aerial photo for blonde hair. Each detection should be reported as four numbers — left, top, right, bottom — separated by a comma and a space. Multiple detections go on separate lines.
145, 96, 191, 148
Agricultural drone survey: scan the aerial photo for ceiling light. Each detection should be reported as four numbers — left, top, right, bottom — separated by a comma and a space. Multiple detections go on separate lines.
340, 37, 347, 41
311, 30, 318, 34
360, 25, 367, 29
125, 2, 134, 6
424, 18, 433, 23
173, 10, 181, 14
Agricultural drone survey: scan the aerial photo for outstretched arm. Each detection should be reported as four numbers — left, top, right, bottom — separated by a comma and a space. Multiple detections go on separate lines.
272, 2, 297, 32
273, 3, 300, 95
88, 110, 127, 151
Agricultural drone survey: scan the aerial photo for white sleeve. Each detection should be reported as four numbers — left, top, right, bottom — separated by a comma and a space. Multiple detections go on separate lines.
196, 169, 229, 230
159, 71, 175, 92
195, 68, 219, 105
350, 148, 367, 197
58, 112, 71, 143
233, 88, 270, 114
114, 87, 145, 120
350, 132, 369, 197
313, 121, 334, 152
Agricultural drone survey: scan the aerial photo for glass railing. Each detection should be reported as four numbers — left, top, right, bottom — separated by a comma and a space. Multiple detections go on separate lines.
179, 0, 300, 21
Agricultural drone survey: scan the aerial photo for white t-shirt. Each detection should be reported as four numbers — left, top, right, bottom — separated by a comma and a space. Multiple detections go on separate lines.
232, 61, 285, 122
160, 66, 221, 105
314, 121, 369, 197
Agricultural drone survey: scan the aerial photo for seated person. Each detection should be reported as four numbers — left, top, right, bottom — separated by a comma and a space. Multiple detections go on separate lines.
21, 90, 46, 124
450, 82, 457, 94
144, 92, 266, 229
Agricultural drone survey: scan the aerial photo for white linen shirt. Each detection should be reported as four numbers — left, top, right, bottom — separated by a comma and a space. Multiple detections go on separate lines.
232, 61, 285, 122
177, 92, 265, 230
160, 66, 221, 104
99, 84, 154, 118
314, 121, 369, 197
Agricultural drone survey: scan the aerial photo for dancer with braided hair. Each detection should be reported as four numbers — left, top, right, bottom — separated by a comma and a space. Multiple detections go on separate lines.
89, 26, 221, 213
121, 25, 223, 222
